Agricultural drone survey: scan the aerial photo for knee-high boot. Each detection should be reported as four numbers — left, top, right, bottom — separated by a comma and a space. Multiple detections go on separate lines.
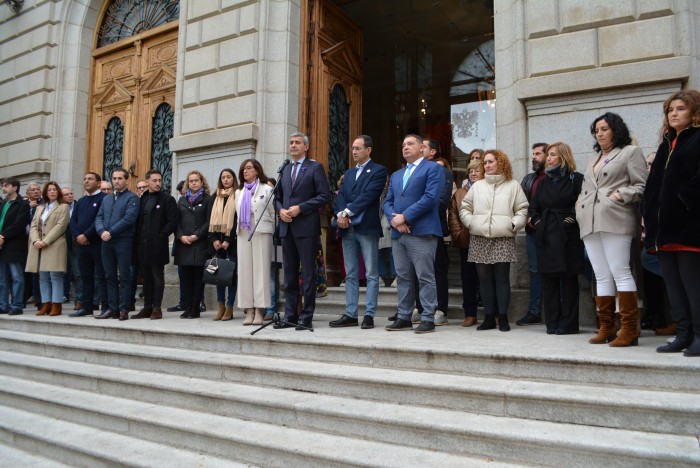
609, 291, 639, 347
589, 296, 616, 344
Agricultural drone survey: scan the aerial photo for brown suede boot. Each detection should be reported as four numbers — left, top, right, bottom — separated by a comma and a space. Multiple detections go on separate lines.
589, 296, 617, 344
150, 307, 162, 320
252, 308, 264, 325
610, 291, 639, 347
49, 303, 62, 316
36, 303, 51, 316
131, 307, 153, 319
222, 305, 233, 321
213, 302, 225, 321
243, 308, 254, 325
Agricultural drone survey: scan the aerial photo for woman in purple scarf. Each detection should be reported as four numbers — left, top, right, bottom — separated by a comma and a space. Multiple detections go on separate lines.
236, 159, 276, 325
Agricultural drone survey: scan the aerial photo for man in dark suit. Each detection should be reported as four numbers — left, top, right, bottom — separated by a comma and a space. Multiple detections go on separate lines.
274, 132, 331, 330
131, 169, 178, 320
69, 172, 108, 317
384, 134, 445, 333
329, 135, 387, 330
0, 178, 30, 315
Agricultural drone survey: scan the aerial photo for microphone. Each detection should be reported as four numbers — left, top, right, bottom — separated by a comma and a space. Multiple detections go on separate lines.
277, 159, 291, 174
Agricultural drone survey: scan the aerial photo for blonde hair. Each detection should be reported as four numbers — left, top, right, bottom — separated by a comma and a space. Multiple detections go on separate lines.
183, 170, 210, 195
546, 142, 577, 172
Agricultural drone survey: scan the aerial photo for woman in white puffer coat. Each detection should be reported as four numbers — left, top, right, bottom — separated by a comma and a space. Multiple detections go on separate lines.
459, 149, 529, 331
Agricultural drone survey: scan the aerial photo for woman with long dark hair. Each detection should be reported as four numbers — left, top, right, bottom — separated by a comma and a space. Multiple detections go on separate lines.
643, 89, 700, 356
208, 168, 238, 321
576, 112, 647, 347
236, 159, 275, 325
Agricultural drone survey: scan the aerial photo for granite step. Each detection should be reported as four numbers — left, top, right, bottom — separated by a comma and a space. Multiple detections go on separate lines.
0, 443, 72, 468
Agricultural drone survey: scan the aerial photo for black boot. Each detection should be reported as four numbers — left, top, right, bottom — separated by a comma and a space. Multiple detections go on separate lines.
477, 314, 496, 331
657, 322, 692, 353
498, 314, 510, 332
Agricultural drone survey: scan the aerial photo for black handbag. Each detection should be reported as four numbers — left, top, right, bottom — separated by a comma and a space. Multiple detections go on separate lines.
202, 256, 236, 286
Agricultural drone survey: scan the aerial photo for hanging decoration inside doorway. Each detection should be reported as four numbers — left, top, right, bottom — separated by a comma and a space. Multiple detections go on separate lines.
327, 84, 350, 192
151, 103, 174, 193
97, 0, 180, 48
103, 117, 124, 180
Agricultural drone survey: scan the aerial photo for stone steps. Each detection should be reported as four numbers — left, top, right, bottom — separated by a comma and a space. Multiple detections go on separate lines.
0, 315, 698, 466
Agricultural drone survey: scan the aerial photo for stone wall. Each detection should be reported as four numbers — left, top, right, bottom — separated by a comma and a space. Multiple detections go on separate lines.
169, 0, 301, 187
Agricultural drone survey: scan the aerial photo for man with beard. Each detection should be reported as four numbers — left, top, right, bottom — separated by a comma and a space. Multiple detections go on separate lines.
131, 170, 178, 320
516, 142, 548, 326
0, 178, 30, 315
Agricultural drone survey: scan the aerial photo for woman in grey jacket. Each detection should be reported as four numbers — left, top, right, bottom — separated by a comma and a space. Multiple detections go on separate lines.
576, 112, 647, 347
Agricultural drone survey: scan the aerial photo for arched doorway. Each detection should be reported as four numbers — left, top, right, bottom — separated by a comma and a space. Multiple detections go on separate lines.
87, 0, 179, 188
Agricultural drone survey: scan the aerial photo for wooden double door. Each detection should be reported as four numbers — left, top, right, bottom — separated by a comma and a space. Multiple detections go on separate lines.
87, 21, 178, 191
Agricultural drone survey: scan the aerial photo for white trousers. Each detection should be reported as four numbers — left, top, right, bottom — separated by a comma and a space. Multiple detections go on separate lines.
583, 231, 637, 296
236, 230, 272, 309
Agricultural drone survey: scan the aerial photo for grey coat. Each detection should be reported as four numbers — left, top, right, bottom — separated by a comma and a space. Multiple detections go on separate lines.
575, 145, 647, 238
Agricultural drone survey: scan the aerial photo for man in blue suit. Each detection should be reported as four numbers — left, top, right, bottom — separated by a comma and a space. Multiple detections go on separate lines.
384, 134, 445, 333
329, 135, 387, 330
274, 132, 332, 330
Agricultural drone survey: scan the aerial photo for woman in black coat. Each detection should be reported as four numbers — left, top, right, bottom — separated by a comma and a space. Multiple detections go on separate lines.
530, 142, 585, 335
174, 170, 213, 319
643, 89, 700, 356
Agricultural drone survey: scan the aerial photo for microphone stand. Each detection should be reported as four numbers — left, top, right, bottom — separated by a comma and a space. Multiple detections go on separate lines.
251, 159, 313, 334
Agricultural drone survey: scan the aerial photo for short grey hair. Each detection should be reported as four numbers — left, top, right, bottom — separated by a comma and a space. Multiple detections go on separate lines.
290, 131, 309, 146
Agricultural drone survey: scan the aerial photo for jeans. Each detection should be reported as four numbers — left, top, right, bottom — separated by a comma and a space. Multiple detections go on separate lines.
341, 228, 379, 318
0, 263, 25, 312
526, 231, 542, 316
39, 271, 65, 304
101, 237, 134, 312
215, 250, 237, 306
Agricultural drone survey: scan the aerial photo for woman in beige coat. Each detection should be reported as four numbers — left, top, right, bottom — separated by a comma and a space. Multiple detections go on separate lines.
576, 112, 647, 347
26, 182, 70, 316
236, 159, 276, 325
459, 150, 529, 331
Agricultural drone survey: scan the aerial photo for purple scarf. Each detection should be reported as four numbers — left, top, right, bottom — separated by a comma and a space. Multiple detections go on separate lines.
186, 188, 204, 204
240, 179, 258, 232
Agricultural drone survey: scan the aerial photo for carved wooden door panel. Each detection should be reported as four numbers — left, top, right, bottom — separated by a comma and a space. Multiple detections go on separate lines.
87, 22, 177, 189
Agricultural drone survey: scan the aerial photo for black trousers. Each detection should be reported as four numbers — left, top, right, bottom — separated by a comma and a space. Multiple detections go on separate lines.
139, 245, 165, 308
77, 242, 106, 312
180, 265, 205, 312
642, 268, 669, 328
459, 248, 479, 317
658, 251, 700, 339
476, 262, 510, 317
542, 274, 579, 333
282, 232, 319, 321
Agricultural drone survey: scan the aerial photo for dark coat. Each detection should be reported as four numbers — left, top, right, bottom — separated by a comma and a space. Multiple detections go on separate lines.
529, 171, 585, 276
334, 159, 387, 237
642, 126, 700, 250
174, 192, 213, 266
95, 189, 140, 240
135, 190, 178, 265
0, 197, 29, 264
274, 158, 331, 238
70, 191, 107, 242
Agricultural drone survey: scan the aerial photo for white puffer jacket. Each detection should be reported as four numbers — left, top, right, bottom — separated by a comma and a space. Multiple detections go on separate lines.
459, 175, 528, 238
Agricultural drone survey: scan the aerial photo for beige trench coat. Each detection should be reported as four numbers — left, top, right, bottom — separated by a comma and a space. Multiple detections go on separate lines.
575, 145, 647, 238
25, 203, 69, 273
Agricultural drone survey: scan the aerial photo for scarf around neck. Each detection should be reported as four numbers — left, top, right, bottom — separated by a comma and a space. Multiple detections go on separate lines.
186, 188, 204, 204
240, 179, 259, 233
209, 187, 235, 234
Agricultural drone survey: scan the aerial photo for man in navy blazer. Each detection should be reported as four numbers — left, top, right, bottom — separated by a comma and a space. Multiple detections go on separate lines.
383, 134, 445, 333
274, 132, 332, 330
329, 135, 387, 330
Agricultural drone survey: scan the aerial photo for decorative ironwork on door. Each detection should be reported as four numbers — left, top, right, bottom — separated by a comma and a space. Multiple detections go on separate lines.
327, 84, 349, 192
150, 103, 174, 192
103, 117, 124, 180
98, 0, 180, 47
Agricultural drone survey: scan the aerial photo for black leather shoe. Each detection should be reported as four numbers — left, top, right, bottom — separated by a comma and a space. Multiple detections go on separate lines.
477, 315, 497, 331
329, 314, 358, 328
273, 316, 298, 329
385, 319, 413, 331
498, 315, 511, 332
69, 309, 93, 317
8, 309, 23, 316
187, 311, 200, 319
0, 309, 9, 314
167, 304, 185, 312
683, 338, 700, 357
95, 310, 118, 319
388, 314, 397, 322
295, 318, 313, 331
516, 312, 541, 326
414, 321, 435, 334
179, 310, 190, 319
657, 337, 692, 353
361, 316, 374, 329
119, 310, 129, 321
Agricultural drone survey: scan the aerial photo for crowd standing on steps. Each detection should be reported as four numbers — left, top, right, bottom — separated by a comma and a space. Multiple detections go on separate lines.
1, 89, 699, 356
